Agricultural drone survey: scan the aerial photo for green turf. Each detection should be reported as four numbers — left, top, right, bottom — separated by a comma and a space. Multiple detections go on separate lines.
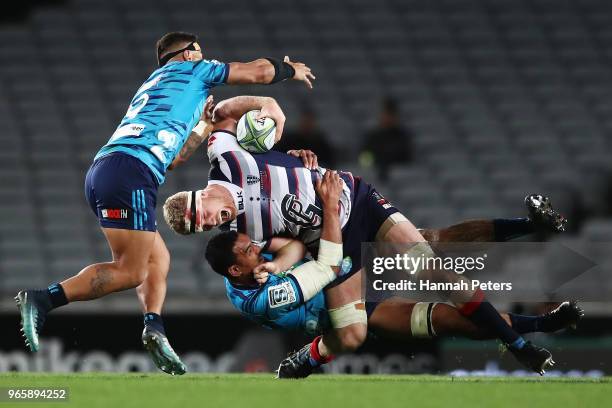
0, 373, 610, 408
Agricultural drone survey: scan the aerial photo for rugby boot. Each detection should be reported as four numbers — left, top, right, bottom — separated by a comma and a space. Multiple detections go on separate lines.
276, 343, 315, 379
541, 300, 584, 331
142, 326, 186, 375
525, 194, 567, 232
15, 290, 50, 352
509, 341, 555, 375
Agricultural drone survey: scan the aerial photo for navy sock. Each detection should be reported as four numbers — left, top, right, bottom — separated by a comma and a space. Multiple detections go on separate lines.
47, 283, 68, 310
31, 290, 53, 314
144, 313, 166, 335
493, 218, 535, 241
460, 291, 525, 349
509, 312, 567, 333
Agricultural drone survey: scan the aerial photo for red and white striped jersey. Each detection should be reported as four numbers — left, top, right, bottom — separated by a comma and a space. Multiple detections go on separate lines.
206, 130, 354, 247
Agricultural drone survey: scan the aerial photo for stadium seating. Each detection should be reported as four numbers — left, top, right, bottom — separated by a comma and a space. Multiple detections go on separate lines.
1, 0, 611, 307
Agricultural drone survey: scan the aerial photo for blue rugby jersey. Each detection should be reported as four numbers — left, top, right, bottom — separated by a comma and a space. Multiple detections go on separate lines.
225, 272, 330, 335
96, 59, 228, 184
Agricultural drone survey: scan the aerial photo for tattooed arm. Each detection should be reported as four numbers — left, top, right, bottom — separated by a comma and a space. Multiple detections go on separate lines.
168, 96, 215, 171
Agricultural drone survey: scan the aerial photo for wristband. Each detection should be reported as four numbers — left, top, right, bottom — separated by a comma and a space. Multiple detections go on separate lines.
265, 57, 296, 84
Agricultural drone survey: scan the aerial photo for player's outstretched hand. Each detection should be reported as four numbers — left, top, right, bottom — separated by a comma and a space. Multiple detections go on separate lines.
287, 149, 318, 169
256, 98, 286, 143
253, 262, 279, 285
315, 170, 343, 211
202, 95, 216, 124
284, 56, 316, 89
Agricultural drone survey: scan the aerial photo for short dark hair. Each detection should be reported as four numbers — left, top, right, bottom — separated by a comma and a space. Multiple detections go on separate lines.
156, 31, 198, 63
205, 231, 239, 277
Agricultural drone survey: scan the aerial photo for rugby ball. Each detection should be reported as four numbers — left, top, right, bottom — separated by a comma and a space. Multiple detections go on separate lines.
236, 110, 276, 153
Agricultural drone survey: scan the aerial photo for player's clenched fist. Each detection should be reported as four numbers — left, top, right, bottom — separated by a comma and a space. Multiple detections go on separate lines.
315, 170, 343, 211
253, 262, 279, 285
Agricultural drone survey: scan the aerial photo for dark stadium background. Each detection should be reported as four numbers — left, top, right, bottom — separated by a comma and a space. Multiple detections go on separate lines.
1, 0, 611, 376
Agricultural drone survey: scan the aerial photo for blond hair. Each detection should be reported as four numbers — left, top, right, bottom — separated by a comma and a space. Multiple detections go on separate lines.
163, 191, 190, 235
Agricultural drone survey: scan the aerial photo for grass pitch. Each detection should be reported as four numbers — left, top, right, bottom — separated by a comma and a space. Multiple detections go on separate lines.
0, 373, 610, 408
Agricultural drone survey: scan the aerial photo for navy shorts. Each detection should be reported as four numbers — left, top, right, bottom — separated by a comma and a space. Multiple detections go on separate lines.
365, 301, 381, 318
327, 177, 400, 288
84, 152, 158, 231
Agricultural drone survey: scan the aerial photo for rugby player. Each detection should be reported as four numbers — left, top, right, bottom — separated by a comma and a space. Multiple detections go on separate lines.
204, 194, 580, 378
15, 31, 315, 375
163, 96, 564, 374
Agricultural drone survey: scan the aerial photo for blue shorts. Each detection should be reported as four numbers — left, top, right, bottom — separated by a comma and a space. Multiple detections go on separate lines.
84, 152, 158, 231
327, 177, 400, 288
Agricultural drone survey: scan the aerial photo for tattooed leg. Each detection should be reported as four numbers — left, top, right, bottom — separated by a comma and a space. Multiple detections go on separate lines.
90, 266, 113, 298
60, 228, 156, 302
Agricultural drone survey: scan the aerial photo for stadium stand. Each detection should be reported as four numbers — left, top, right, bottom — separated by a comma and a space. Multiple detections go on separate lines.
1, 0, 611, 307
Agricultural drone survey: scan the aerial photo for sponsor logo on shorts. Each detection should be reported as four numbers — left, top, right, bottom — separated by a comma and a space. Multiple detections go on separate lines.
372, 191, 393, 210
268, 281, 296, 308
101, 208, 129, 219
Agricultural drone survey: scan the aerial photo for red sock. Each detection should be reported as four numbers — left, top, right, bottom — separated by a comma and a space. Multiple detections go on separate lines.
309, 336, 334, 366
458, 288, 485, 316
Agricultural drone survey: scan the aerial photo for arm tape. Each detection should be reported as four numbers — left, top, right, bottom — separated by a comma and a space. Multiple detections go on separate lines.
192, 120, 206, 136
288, 260, 335, 301
286, 239, 343, 301
265, 57, 296, 84
317, 239, 343, 266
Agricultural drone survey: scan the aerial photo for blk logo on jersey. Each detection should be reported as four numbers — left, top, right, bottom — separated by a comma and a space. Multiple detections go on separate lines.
281, 194, 322, 229
236, 191, 244, 211
268, 281, 296, 308
101, 208, 129, 219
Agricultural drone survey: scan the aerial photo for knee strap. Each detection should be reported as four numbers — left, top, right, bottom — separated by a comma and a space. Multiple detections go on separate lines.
375, 212, 409, 241
411, 302, 438, 338
329, 300, 367, 329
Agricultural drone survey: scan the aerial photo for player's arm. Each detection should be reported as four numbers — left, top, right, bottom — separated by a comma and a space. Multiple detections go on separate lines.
253, 238, 308, 284
267, 237, 308, 273
212, 95, 286, 143
168, 96, 215, 170
227, 56, 315, 89
266, 171, 345, 299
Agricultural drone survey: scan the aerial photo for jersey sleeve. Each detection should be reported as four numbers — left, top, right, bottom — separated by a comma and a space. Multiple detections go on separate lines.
206, 131, 242, 164
240, 275, 305, 320
207, 130, 251, 185
193, 59, 229, 87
